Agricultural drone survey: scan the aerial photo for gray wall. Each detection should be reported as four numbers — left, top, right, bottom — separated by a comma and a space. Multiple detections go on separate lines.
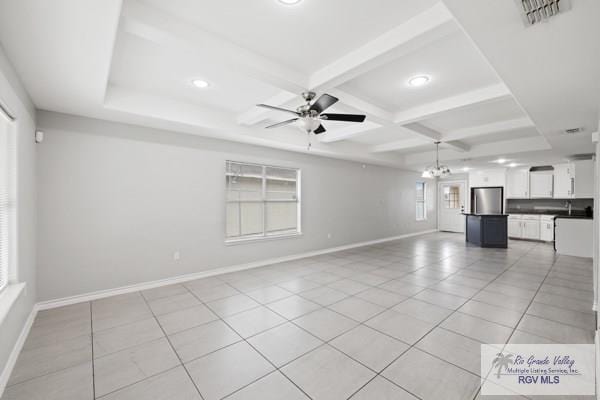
36, 111, 436, 301
0, 46, 36, 383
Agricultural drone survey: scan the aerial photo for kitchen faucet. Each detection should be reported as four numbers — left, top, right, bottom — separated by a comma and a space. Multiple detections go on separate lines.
565, 200, 572, 216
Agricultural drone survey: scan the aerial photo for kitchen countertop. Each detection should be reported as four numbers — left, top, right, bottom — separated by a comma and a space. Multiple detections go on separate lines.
462, 213, 508, 217
554, 215, 593, 220
506, 210, 591, 217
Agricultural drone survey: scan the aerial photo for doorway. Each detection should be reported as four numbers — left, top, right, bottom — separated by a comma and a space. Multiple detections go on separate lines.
438, 181, 466, 233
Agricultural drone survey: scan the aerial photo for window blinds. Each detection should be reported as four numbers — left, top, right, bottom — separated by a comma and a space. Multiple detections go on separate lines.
226, 161, 300, 241
416, 182, 426, 221
0, 112, 11, 292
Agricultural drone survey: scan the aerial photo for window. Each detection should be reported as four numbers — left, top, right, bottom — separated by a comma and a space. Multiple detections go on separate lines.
226, 161, 301, 242
416, 181, 427, 221
443, 185, 460, 209
0, 108, 14, 292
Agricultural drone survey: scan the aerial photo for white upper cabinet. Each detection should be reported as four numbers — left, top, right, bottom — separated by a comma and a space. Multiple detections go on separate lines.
469, 169, 506, 188
506, 168, 529, 198
529, 171, 553, 198
553, 163, 573, 198
553, 160, 593, 199
572, 159, 594, 198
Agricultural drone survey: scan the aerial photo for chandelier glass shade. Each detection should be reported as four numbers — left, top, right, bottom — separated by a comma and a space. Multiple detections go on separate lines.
422, 141, 451, 178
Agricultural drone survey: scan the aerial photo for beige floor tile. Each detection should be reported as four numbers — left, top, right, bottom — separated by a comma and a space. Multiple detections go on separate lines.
99, 366, 201, 400
282, 345, 375, 400
186, 341, 274, 400
224, 371, 309, 400
331, 325, 409, 372
249, 322, 322, 367
94, 337, 180, 397
93, 318, 164, 358
383, 348, 480, 400
169, 320, 241, 363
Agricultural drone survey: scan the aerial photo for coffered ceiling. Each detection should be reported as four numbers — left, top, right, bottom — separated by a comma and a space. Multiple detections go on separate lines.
0, 0, 598, 171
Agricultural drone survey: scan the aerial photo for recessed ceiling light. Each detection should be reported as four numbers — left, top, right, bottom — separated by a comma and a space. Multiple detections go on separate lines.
192, 79, 209, 89
462, 167, 471, 172
496, 158, 507, 164
278, 0, 302, 4
508, 162, 518, 168
408, 75, 431, 87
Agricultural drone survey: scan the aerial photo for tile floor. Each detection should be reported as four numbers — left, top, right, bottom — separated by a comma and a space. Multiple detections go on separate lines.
2, 232, 596, 400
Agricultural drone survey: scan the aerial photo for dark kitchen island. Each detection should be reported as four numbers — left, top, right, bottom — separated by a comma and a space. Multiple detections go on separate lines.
463, 213, 508, 248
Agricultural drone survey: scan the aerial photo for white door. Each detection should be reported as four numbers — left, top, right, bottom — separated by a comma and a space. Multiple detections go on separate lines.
438, 182, 466, 233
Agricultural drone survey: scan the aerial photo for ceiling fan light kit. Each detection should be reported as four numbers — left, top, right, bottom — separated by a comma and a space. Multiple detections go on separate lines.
422, 141, 451, 178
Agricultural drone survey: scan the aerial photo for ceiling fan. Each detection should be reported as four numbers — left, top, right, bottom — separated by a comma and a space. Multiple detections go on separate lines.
257, 91, 366, 135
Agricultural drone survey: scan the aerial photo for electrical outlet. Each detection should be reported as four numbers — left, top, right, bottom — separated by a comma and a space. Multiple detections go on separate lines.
173, 251, 180, 261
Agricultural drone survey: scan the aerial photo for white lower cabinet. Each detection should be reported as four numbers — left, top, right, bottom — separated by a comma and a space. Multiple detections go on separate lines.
508, 218, 522, 238
508, 214, 554, 241
522, 218, 540, 240
540, 216, 555, 241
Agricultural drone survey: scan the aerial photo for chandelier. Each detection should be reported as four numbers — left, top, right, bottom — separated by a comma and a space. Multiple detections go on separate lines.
422, 141, 451, 178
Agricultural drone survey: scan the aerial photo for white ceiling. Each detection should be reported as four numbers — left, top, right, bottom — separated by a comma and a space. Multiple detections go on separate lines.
0, 0, 598, 172
140, 0, 441, 73
339, 30, 501, 111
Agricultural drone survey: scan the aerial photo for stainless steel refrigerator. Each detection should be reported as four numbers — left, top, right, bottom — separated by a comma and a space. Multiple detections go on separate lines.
471, 187, 503, 214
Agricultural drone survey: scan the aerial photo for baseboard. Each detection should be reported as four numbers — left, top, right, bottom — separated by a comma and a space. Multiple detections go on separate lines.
596, 330, 599, 397
0, 305, 38, 397
37, 229, 437, 311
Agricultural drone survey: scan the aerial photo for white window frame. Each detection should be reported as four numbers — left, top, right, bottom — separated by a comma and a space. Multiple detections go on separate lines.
0, 103, 16, 293
416, 181, 427, 221
225, 161, 301, 244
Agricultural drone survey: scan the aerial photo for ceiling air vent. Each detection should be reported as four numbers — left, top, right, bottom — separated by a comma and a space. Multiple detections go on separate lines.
562, 127, 584, 135
568, 154, 594, 161
517, 0, 571, 26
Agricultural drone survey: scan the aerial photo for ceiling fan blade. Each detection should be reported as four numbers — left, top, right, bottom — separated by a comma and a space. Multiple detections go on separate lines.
313, 124, 326, 134
257, 104, 300, 116
320, 113, 366, 123
309, 94, 338, 114
265, 118, 298, 129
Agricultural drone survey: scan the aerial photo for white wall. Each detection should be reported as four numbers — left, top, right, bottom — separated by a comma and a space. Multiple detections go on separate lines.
36, 111, 436, 301
0, 46, 36, 386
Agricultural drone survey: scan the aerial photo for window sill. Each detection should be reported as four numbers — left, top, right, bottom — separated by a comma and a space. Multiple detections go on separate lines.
0, 282, 26, 326
225, 232, 303, 246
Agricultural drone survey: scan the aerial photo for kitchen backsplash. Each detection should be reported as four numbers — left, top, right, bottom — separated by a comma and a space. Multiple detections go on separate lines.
506, 198, 593, 215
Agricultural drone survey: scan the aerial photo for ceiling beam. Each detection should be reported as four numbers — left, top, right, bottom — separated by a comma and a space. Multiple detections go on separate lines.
370, 138, 432, 153
403, 136, 551, 165
322, 83, 512, 143
320, 124, 415, 144
237, 91, 299, 126
392, 83, 512, 125
442, 117, 534, 141
402, 123, 470, 152
121, 1, 307, 94
326, 89, 394, 124
309, 2, 457, 90
317, 121, 383, 143
236, 2, 458, 128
